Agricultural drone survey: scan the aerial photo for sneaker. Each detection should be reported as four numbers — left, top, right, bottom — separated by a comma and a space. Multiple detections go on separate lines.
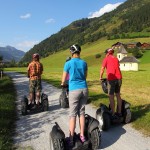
80, 135, 86, 143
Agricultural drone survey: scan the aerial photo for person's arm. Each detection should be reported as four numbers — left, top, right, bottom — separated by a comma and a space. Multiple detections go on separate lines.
100, 58, 106, 80
61, 71, 68, 86
100, 66, 105, 80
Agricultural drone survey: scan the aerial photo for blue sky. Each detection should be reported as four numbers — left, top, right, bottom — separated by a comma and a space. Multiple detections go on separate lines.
0, 0, 126, 52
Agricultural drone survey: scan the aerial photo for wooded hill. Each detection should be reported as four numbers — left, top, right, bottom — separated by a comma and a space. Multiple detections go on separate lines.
21, 0, 150, 62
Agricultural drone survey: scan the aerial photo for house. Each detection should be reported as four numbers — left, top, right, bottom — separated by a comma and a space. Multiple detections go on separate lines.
126, 43, 137, 48
112, 42, 123, 48
116, 45, 139, 71
119, 56, 139, 71
141, 43, 150, 49
117, 45, 128, 61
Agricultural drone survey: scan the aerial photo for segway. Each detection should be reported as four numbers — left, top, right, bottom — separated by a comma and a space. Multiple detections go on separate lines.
96, 78, 132, 131
59, 84, 69, 108
21, 90, 49, 115
50, 114, 101, 150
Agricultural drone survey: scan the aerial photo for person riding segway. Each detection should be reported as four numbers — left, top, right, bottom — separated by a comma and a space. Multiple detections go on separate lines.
50, 44, 101, 150
21, 53, 49, 115
96, 48, 132, 130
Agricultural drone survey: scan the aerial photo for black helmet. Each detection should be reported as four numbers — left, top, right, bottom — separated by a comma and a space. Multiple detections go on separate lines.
70, 44, 81, 54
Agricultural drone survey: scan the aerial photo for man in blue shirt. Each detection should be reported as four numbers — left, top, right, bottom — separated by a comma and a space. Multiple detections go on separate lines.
61, 44, 88, 147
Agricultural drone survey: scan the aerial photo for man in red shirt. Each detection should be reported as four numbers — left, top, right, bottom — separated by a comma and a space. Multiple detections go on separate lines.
100, 48, 122, 118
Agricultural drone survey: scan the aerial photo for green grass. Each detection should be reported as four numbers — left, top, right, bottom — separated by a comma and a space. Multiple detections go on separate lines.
139, 50, 150, 64
0, 74, 17, 149
4, 37, 150, 136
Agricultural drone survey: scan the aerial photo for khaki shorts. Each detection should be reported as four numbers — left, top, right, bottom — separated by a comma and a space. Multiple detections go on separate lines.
107, 79, 122, 95
69, 88, 88, 117
29, 79, 42, 93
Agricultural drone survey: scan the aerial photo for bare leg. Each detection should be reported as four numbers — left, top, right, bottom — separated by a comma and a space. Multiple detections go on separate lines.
79, 114, 85, 136
116, 93, 122, 114
109, 94, 115, 115
69, 117, 76, 138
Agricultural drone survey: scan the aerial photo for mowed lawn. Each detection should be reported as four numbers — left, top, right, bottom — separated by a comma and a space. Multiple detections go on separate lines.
5, 38, 150, 136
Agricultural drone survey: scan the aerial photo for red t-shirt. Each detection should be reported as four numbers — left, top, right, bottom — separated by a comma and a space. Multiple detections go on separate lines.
102, 54, 122, 81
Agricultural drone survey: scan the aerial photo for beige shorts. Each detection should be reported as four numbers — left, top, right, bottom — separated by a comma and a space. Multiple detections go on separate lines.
69, 88, 88, 117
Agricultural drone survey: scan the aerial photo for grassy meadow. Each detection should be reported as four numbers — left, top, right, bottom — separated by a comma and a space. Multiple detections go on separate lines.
5, 37, 150, 136
0, 74, 16, 149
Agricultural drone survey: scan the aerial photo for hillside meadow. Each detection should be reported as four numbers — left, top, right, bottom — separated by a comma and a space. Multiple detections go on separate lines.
5, 37, 150, 136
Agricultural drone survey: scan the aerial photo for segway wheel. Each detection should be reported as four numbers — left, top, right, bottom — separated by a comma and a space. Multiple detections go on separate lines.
90, 128, 101, 150
124, 108, 132, 124
96, 112, 110, 131
42, 100, 49, 111
50, 137, 65, 150
21, 100, 27, 115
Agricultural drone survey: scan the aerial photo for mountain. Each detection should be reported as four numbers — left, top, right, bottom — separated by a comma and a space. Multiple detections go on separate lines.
21, 0, 150, 62
0, 46, 25, 62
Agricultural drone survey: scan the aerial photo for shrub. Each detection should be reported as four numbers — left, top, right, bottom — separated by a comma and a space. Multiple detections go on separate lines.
95, 53, 101, 58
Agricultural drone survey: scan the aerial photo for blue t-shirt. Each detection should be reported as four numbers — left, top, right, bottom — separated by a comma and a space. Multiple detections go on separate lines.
64, 58, 88, 91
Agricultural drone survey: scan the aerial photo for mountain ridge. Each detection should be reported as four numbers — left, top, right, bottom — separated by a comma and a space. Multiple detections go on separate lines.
0, 46, 25, 62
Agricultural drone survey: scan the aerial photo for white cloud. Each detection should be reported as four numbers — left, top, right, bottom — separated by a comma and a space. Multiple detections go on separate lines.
16, 40, 39, 52
20, 13, 31, 19
45, 18, 55, 24
88, 2, 123, 18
